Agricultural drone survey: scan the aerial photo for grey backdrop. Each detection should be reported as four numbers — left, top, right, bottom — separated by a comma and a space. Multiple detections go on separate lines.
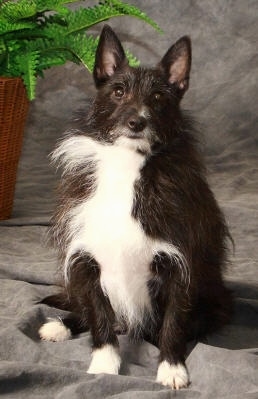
0, 1, 257, 398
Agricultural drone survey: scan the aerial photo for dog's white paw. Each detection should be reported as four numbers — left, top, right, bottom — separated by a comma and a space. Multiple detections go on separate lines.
39, 319, 71, 342
156, 360, 189, 390
87, 344, 121, 375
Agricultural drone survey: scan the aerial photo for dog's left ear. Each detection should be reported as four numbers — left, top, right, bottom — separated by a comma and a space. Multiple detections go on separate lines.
158, 36, 191, 96
93, 25, 128, 87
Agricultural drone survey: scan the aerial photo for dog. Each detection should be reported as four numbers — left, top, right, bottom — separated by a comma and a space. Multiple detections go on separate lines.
39, 25, 232, 389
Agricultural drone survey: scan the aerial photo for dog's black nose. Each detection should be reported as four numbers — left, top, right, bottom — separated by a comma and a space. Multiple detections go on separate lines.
128, 116, 147, 133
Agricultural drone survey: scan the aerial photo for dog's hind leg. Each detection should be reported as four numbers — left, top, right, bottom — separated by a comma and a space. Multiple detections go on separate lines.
39, 290, 90, 341
39, 317, 72, 342
40, 292, 71, 311
39, 313, 89, 342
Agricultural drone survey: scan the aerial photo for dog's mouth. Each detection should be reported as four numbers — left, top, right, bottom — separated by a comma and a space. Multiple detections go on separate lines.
112, 125, 153, 141
125, 132, 146, 140
110, 125, 155, 154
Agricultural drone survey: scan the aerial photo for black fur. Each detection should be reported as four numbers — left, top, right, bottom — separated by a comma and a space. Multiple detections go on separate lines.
41, 25, 232, 388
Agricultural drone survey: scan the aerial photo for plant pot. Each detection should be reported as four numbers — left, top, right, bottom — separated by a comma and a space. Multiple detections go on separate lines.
0, 77, 29, 220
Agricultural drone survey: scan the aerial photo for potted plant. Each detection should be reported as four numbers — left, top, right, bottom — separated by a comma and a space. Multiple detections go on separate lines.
0, 0, 161, 219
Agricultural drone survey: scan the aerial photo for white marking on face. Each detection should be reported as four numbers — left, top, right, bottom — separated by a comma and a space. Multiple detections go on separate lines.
139, 106, 150, 119
87, 344, 121, 375
156, 360, 189, 390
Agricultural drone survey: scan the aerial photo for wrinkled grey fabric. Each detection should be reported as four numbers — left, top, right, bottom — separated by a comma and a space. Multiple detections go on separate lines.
0, 1, 257, 397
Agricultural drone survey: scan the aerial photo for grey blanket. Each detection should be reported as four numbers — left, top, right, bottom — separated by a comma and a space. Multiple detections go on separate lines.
0, 1, 257, 398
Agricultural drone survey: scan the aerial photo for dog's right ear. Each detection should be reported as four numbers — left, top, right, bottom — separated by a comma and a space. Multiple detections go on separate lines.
93, 25, 128, 87
157, 36, 191, 97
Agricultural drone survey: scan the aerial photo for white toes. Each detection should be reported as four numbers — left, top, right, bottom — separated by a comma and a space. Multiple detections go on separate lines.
87, 344, 121, 375
156, 360, 189, 390
39, 319, 71, 342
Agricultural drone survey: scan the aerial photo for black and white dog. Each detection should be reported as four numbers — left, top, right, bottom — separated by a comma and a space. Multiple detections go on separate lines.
39, 25, 232, 389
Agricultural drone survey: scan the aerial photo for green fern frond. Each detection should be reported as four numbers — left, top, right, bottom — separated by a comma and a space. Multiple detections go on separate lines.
24, 32, 138, 73
15, 50, 39, 100
61, 34, 99, 71
20, 34, 93, 72
55, 1, 162, 36
0, 38, 7, 66
32, 34, 98, 72
125, 50, 140, 68
4, 27, 48, 41
0, 20, 36, 35
60, 4, 124, 34
23, 36, 76, 60
1, 0, 37, 21
62, 35, 140, 71
37, 51, 71, 72
35, 0, 81, 13
1, 0, 79, 19
106, 0, 162, 33
35, 1, 88, 17
38, 18, 67, 39
0, 0, 161, 100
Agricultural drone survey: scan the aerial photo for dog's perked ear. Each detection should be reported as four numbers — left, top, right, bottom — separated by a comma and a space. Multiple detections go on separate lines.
93, 25, 128, 87
158, 36, 191, 97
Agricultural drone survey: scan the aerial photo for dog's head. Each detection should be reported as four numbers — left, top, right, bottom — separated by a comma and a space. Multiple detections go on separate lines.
87, 25, 191, 152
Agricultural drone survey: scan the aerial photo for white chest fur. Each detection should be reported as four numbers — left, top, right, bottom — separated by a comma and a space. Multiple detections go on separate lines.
56, 136, 185, 328
65, 139, 153, 327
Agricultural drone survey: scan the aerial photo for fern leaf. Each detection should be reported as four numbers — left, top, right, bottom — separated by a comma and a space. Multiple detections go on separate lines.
62, 34, 99, 72
37, 49, 80, 71
1, 0, 37, 22
15, 50, 39, 100
14, 33, 139, 74
21, 36, 77, 63
20, 34, 90, 70
125, 50, 140, 68
107, 0, 162, 33
0, 38, 7, 68
49, 34, 98, 72
0, 0, 161, 99
48, 1, 162, 36
36, 52, 68, 71
35, 0, 81, 13
34, 0, 86, 16
0, 20, 36, 35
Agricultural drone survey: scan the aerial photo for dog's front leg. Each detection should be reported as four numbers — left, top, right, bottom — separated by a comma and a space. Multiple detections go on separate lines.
156, 282, 190, 390
69, 252, 121, 375
87, 285, 121, 375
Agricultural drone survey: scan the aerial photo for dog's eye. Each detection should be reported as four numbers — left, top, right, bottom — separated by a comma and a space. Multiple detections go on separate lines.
114, 87, 125, 98
153, 92, 162, 101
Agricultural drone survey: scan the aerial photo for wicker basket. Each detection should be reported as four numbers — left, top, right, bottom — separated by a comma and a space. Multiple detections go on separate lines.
0, 77, 29, 220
